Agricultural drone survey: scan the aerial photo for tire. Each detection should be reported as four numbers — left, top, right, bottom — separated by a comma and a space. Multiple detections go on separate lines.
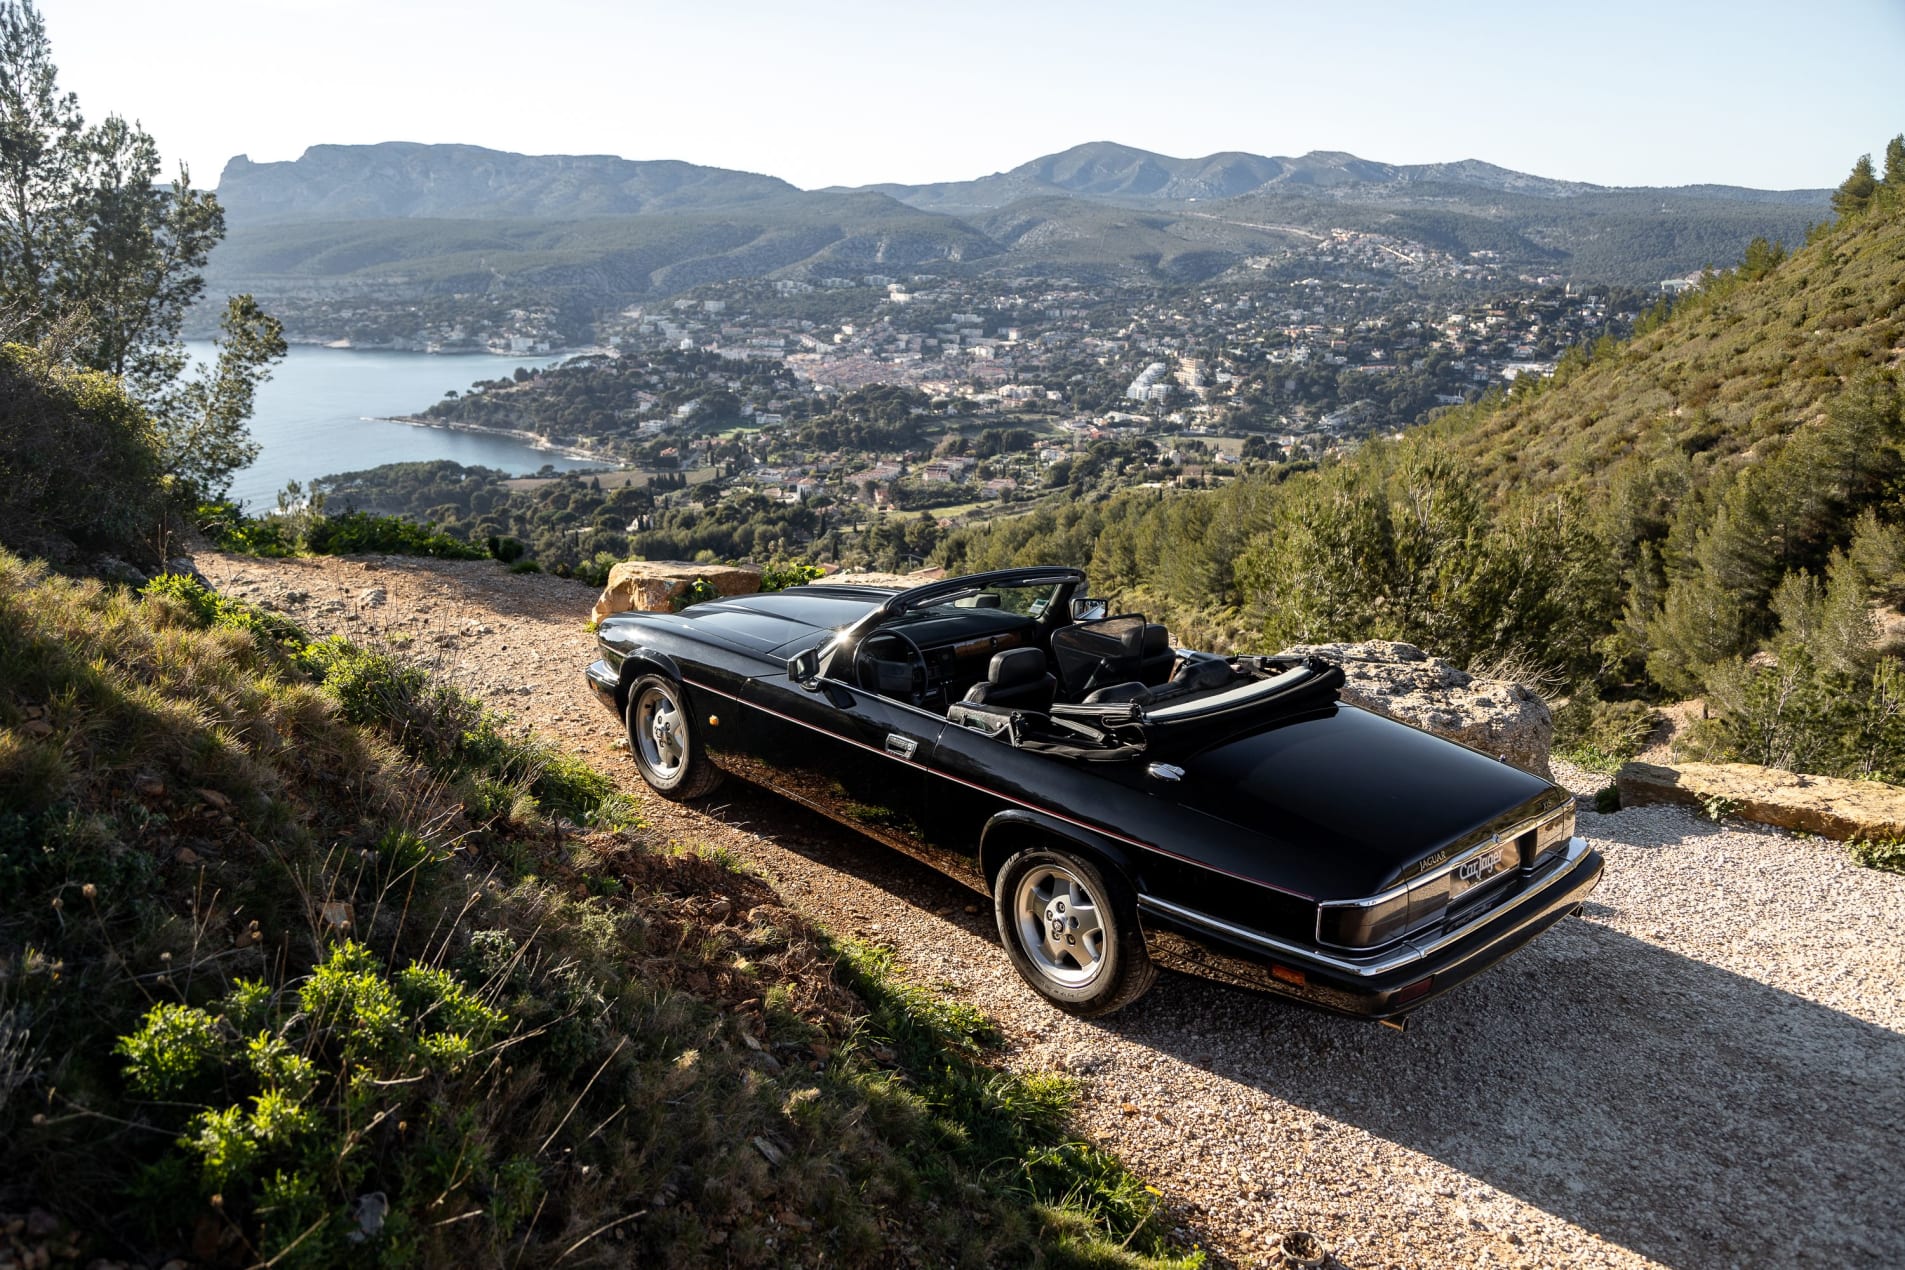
626, 674, 723, 799
993, 846, 1155, 1017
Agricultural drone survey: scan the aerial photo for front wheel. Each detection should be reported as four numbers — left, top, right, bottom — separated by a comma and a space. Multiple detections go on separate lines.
626, 675, 723, 799
994, 847, 1155, 1017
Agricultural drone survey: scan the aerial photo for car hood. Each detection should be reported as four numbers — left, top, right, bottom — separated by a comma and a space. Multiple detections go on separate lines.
1165, 703, 1567, 899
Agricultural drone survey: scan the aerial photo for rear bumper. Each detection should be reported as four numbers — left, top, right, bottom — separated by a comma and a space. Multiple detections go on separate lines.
1139, 837, 1604, 1020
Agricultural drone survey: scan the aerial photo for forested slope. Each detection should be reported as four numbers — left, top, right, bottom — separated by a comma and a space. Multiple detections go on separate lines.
938, 143, 1905, 780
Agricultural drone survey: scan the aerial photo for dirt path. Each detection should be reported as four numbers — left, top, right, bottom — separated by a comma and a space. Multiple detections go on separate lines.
199, 551, 1905, 1270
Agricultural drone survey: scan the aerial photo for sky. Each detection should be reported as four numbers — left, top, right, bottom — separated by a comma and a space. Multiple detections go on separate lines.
40, 0, 1905, 193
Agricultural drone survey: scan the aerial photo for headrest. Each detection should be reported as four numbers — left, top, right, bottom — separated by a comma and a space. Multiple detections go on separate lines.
1121, 623, 1170, 658
989, 647, 1047, 686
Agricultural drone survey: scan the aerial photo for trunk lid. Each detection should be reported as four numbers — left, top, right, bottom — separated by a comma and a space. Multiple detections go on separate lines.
1168, 703, 1566, 901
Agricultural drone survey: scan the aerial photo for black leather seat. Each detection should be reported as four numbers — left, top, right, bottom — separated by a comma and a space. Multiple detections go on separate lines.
962, 647, 1056, 712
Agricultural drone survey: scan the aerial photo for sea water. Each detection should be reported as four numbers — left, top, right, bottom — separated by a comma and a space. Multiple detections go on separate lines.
187, 342, 600, 510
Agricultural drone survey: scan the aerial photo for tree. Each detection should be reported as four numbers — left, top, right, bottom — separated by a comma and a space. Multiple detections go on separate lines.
0, 0, 282, 511
155, 294, 286, 500
55, 116, 224, 402
1885, 135, 1905, 189
0, 0, 79, 328
1831, 154, 1878, 218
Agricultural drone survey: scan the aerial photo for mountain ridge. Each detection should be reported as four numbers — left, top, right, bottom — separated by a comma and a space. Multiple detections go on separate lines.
203, 139, 1834, 305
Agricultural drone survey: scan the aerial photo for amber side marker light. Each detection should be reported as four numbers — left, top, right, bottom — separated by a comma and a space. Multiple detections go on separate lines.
1269, 964, 1306, 987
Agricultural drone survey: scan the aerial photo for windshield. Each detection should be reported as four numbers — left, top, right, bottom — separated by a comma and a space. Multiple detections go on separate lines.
924, 581, 1066, 619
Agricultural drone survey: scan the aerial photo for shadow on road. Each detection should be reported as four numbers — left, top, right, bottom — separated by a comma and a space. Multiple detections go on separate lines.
700, 780, 1905, 1269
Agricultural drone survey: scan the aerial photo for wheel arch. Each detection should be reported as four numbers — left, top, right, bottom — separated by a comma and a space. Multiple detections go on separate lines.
978, 809, 1139, 896
614, 648, 684, 712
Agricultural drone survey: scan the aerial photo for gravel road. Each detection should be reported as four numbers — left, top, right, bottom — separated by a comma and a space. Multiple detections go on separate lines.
198, 552, 1905, 1269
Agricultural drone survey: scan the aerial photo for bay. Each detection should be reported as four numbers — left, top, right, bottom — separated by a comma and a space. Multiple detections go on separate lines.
186, 342, 601, 510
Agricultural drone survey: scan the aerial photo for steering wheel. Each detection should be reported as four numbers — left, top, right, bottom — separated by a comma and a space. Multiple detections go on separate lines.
853, 630, 931, 705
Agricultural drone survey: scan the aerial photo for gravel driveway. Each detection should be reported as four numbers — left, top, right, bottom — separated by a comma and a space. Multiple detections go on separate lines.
199, 552, 1905, 1269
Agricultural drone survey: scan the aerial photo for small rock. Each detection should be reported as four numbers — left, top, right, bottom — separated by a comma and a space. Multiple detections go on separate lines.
92, 554, 148, 586
358, 587, 387, 607
174, 847, 200, 866
752, 1135, 785, 1167
136, 775, 165, 798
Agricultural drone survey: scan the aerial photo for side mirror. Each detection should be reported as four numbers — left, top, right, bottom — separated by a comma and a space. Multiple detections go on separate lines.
1070, 596, 1108, 623
787, 647, 821, 688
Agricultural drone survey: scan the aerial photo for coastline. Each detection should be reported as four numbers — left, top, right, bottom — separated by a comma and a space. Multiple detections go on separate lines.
381, 414, 617, 465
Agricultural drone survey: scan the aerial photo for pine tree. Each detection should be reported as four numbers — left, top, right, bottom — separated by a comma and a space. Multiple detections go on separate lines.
0, 0, 81, 331
0, 0, 281, 504
1832, 154, 1879, 218
1884, 135, 1905, 188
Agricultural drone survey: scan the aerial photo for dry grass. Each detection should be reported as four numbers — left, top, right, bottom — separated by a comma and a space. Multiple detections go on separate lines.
0, 550, 1198, 1268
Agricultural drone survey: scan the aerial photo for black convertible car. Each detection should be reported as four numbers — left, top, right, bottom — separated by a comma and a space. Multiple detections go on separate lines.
586, 567, 1601, 1021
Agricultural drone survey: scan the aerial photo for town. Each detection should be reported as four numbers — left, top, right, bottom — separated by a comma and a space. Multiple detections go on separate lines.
365, 222, 1653, 530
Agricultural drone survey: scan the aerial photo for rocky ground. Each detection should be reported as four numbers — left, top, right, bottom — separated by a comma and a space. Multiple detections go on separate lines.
194, 552, 1905, 1270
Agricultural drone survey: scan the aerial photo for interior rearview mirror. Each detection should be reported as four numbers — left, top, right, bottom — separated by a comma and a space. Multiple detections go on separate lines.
787, 647, 821, 687
1070, 596, 1108, 622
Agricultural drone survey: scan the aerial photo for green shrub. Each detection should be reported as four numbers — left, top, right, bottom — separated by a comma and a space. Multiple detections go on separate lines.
760, 560, 826, 591
303, 510, 484, 560
0, 343, 164, 560
1554, 697, 1658, 774
114, 1004, 223, 1098
1849, 837, 1905, 874
194, 500, 296, 557
671, 576, 720, 610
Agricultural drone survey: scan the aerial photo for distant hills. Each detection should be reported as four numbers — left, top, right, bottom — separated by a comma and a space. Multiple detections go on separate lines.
205, 140, 1832, 308
217, 142, 798, 221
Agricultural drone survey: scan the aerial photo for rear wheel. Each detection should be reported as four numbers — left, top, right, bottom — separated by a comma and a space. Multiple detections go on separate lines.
626, 675, 722, 799
994, 847, 1155, 1016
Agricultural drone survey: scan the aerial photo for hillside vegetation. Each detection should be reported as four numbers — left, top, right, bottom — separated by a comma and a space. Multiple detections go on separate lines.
0, 551, 1196, 1268
938, 143, 1905, 783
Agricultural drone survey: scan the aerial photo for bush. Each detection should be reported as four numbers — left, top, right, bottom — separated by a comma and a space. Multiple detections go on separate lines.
302, 510, 484, 560
1554, 697, 1658, 774
0, 342, 164, 561
671, 577, 721, 610
1849, 838, 1905, 874
194, 500, 296, 556
761, 560, 826, 591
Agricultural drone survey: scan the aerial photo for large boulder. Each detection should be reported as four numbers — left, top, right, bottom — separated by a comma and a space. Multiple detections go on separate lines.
590, 561, 763, 623
821, 568, 942, 590
1616, 761, 1905, 841
1281, 641, 1554, 779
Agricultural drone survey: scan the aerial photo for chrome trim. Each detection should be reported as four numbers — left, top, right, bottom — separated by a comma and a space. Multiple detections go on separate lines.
1139, 836, 1593, 979
1328, 804, 1573, 912
1315, 803, 1573, 950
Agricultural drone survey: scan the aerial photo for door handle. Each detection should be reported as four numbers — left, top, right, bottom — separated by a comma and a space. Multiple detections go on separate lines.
885, 734, 918, 760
